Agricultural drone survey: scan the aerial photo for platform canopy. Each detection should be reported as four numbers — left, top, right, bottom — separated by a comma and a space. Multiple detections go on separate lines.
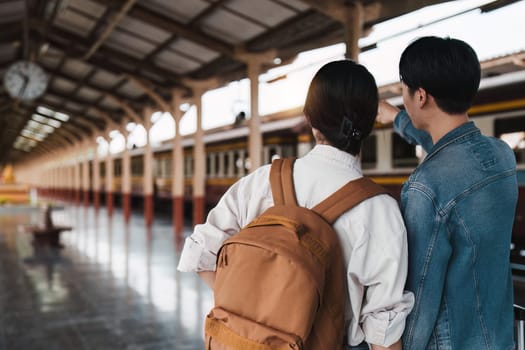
0, 0, 518, 165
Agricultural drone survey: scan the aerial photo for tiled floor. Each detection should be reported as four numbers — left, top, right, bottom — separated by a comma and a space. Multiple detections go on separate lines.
1, 203, 524, 350
0, 204, 212, 350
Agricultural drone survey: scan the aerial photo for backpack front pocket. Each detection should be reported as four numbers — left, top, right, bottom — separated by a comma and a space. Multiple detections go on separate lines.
205, 307, 302, 350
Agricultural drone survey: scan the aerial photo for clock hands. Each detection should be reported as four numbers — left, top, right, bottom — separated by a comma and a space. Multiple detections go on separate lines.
18, 74, 29, 99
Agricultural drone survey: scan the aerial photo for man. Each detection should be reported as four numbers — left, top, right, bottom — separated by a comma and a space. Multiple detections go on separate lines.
377, 36, 518, 350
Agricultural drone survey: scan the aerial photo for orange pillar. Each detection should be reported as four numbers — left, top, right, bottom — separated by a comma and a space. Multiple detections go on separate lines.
82, 150, 90, 207
171, 89, 185, 236
92, 142, 101, 211
143, 106, 154, 226
105, 141, 114, 216
122, 129, 132, 222
192, 88, 206, 226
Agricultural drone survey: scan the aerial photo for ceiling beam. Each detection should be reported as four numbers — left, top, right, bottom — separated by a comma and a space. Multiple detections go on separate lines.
126, 75, 172, 113
41, 25, 182, 86
45, 69, 145, 110
83, 0, 138, 60
128, 3, 236, 58
105, 95, 143, 124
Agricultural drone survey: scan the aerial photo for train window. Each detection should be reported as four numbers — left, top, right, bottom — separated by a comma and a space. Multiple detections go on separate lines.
215, 153, 221, 175
155, 158, 170, 178
166, 158, 172, 177
500, 131, 525, 163
361, 134, 377, 169
224, 153, 231, 176
131, 157, 143, 176
496, 116, 525, 164
206, 154, 211, 176
100, 162, 106, 177
114, 159, 122, 177
392, 133, 419, 168
184, 157, 193, 177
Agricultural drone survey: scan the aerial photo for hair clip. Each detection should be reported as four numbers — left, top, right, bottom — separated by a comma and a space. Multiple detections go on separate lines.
340, 114, 362, 141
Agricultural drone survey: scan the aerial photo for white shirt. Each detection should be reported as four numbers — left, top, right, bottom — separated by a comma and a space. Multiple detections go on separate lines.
177, 145, 414, 347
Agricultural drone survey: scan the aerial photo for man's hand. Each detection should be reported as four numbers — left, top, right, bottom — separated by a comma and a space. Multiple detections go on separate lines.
377, 100, 400, 125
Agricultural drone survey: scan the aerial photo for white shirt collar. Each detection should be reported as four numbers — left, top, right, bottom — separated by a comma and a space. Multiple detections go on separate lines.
305, 144, 362, 173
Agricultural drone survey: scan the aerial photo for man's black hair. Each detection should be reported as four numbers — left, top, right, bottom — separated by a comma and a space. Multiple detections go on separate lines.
399, 36, 480, 114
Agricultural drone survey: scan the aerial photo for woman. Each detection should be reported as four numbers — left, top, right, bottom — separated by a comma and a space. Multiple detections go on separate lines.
178, 60, 413, 350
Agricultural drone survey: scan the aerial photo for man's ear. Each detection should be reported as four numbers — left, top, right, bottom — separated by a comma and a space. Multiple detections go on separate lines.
417, 88, 428, 108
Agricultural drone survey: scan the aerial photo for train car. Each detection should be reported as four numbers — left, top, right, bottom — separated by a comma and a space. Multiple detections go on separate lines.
105, 65, 525, 257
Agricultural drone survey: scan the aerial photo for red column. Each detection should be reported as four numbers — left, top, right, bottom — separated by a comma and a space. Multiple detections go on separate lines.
193, 196, 205, 226
123, 193, 131, 222
93, 191, 100, 211
173, 196, 184, 236
144, 194, 154, 226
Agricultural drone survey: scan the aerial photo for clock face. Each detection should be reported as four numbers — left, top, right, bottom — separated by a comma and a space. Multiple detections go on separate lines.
3, 61, 49, 101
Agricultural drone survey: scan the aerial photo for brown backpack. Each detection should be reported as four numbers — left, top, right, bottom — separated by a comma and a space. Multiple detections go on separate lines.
205, 158, 386, 350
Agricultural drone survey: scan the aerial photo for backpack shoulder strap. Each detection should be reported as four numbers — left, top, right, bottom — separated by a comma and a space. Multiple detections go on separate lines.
269, 158, 298, 206
312, 177, 388, 224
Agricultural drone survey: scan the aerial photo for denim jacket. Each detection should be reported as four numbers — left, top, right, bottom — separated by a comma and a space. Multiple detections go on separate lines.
394, 111, 518, 350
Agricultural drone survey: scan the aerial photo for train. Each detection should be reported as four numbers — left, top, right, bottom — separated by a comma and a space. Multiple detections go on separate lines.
93, 67, 525, 260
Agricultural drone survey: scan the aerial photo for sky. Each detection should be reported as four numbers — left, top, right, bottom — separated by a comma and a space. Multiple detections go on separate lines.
99, 0, 525, 156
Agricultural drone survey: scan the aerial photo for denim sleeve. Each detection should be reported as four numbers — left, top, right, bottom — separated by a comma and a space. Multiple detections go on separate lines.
401, 186, 452, 350
393, 110, 433, 153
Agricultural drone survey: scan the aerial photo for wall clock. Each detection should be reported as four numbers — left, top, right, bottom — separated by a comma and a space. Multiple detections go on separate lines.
3, 61, 49, 101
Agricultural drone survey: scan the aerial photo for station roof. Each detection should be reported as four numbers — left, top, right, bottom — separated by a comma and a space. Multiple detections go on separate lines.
0, 0, 520, 165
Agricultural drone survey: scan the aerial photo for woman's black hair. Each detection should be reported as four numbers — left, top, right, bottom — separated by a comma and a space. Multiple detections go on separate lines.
303, 60, 378, 155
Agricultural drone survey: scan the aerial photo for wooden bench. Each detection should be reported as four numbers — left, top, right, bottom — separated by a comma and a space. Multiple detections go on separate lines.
29, 225, 72, 248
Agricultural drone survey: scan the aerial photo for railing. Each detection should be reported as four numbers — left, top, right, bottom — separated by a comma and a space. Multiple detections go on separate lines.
516, 304, 525, 350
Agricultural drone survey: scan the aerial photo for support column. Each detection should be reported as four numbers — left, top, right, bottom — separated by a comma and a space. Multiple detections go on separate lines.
82, 147, 90, 207
68, 165, 74, 202
184, 78, 219, 226
74, 157, 81, 205
344, 1, 364, 61
247, 60, 262, 172
93, 141, 101, 211
122, 130, 132, 221
143, 106, 154, 226
171, 90, 185, 235
192, 90, 206, 226
235, 50, 276, 172
105, 140, 114, 216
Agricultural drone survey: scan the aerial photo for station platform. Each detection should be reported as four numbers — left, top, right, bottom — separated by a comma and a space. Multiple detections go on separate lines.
0, 204, 211, 349
0, 203, 524, 349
